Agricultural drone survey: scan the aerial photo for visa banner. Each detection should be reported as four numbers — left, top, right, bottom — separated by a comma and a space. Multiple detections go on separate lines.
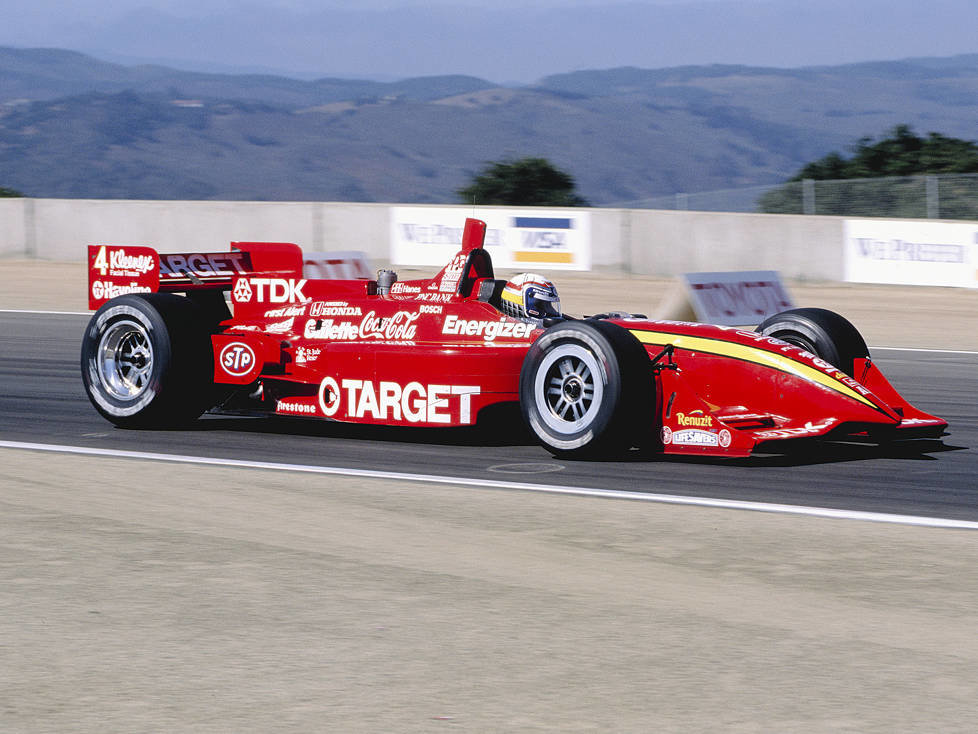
391, 207, 591, 271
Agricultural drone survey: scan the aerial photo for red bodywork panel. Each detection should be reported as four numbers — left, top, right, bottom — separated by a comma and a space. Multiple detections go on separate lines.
87, 219, 946, 455
619, 321, 942, 456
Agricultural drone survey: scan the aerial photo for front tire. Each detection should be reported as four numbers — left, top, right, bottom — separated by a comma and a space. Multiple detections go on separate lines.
81, 294, 216, 428
519, 320, 652, 458
756, 307, 869, 376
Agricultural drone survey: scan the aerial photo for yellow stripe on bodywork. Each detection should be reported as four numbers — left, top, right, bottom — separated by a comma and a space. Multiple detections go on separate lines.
629, 329, 879, 409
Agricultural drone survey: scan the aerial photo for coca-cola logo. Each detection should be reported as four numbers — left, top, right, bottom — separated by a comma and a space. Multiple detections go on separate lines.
304, 310, 421, 341
360, 310, 420, 340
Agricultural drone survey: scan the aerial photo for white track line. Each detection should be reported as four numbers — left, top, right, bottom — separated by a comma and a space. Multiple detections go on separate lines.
0, 309, 89, 316
872, 346, 978, 355
2, 440, 975, 530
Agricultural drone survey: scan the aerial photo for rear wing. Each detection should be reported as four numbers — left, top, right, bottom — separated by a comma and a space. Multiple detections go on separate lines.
87, 242, 304, 310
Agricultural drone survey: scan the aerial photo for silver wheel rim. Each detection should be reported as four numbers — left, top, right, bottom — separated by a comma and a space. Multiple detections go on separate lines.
96, 319, 154, 401
534, 343, 604, 435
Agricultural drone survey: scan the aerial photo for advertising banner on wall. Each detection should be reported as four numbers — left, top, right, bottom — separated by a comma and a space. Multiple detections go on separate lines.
391, 207, 591, 271
681, 271, 794, 326
845, 219, 978, 288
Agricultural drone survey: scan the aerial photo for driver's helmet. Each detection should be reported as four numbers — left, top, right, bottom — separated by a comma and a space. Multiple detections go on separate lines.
499, 273, 561, 321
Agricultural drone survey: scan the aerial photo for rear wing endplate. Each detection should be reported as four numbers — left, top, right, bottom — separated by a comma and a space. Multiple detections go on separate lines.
87, 242, 303, 310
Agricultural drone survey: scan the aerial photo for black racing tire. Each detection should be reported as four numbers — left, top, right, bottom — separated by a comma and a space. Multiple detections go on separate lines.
756, 307, 870, 377
519, 320, 653, 458
81, 293, 217, 428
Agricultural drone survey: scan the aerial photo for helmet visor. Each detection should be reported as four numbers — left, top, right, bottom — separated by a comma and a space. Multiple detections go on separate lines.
525, 286, 561, 318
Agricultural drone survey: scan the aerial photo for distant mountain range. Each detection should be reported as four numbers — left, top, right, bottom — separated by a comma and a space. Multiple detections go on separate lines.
6, 0, 977, 84
2, 47, 977, 204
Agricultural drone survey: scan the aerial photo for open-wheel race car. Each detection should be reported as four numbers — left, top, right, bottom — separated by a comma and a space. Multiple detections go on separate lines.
81, 217, 947, 458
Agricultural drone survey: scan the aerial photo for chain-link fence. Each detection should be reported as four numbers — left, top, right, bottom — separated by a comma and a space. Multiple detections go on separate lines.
615, 173, 978, 220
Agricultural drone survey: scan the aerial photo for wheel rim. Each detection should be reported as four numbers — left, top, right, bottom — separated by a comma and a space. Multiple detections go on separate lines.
771, 331, 817, 356
96, 319, 154, 401
534, 343, 604, 435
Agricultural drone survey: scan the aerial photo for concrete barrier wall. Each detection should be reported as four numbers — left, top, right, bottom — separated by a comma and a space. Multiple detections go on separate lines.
627, 209, 846, 280
0, 198, 29, 257
0, 198, 847, 280
10, 200, 393, 260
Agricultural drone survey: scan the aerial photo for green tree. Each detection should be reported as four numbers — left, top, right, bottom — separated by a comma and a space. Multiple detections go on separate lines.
0, 186, 23, 197
796, 125, 978, 179
758, 125, 978, 218
458, 157, 589, 206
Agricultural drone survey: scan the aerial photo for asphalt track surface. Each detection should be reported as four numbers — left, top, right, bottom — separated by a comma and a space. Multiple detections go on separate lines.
3, 311, 976, 523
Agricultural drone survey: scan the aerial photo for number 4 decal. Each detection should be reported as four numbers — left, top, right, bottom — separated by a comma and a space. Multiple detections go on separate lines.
93, 245, 108, 275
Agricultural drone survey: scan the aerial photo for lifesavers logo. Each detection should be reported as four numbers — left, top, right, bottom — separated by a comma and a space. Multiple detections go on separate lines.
662, 427, 732, 448
219, 342, 256, 377
318, 377, 480, 424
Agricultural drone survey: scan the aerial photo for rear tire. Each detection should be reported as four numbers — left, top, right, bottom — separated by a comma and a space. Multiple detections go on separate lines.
519, 320, 652, 458
81, 293, 216, 428
756, 307, 869, 376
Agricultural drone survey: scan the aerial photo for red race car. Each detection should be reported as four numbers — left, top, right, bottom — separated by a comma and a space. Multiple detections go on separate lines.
81, 218, 947, 458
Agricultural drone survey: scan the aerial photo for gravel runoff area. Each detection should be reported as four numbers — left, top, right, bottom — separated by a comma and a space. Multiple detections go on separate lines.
2, 259, 977, 350
2, 448, 978, 733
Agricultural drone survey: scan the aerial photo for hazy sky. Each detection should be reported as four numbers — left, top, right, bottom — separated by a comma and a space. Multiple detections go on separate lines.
4, 0, 977, 82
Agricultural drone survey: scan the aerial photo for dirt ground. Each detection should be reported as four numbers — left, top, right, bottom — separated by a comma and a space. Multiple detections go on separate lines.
3, 448, 978, 733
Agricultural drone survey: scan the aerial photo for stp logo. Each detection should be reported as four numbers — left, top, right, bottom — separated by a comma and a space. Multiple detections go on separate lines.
219, 342, 257, 377
233, 277, 307, 304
